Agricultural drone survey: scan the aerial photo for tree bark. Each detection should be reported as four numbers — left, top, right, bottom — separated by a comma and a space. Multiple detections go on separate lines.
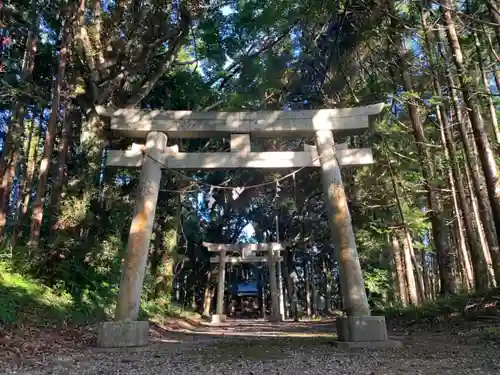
437, 27, 500, 286
421, 8, 489, 291
323, 255, 332, 313
473, 30, 500, 143
407, 229, 426, 302
203, 269, 213, 317
29, 6, 74, 246
391, 234, 408, 307
393, 30, 455, 293
400, 231, 419, 305
464, 153, 498, 287
305, 256, 312, 317
49, 106, 75, 234
440, 2, 500, 256
421, 250, 432, 300
0, 0, 39, 239
438, 105, 481, 289
487, 0, 500, 52
22, 112, 43, 220
9, 113, 39, 247
431, 73, 483, 290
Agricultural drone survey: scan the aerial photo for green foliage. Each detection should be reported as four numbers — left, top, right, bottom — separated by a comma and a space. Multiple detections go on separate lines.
0, 261, 79, 326
378, 289, 500, 324
0, 259, 201, 327
140, 297, 201, 324
2, 0, 499, 328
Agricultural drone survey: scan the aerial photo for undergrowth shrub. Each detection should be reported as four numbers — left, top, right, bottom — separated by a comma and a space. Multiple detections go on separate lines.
376, 289, 500, 324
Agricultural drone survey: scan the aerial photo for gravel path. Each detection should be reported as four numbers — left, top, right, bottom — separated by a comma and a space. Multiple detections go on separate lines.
2, 321, 499, 375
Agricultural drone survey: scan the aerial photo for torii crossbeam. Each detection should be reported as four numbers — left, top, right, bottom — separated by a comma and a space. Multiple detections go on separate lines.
203, 242, 284, 323
97, 103, 398, 349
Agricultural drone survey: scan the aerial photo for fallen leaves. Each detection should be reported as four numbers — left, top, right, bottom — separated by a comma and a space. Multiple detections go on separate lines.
0, 324, 96, 368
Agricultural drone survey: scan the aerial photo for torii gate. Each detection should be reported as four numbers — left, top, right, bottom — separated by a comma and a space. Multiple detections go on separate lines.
203, 242, 285, 324
96, 104, 395, 348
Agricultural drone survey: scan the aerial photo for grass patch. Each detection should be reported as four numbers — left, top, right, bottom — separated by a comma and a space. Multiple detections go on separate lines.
140, 297, 202, 325
0, 261, 201, 327
0, 261, 77, 326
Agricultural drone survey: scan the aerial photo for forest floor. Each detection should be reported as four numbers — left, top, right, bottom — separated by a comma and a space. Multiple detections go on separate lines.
1, 316, 500, 375
1, 263, 499, 374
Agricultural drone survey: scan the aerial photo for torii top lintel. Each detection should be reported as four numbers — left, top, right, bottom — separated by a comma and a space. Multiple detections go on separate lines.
96, 103, 384, 139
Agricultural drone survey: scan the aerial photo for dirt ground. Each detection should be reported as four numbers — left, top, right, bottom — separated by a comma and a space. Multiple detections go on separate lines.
2, 319, 499, 375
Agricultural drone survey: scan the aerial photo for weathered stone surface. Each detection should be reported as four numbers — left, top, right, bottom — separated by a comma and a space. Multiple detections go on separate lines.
230, 134, 251, 153
106, 148, 374, 169
209, 255, 283, 263
216, 250, 226, 316
97, 321, 149, 348
97, 103, 384, 138
336, 316, 389, 342
267, 248, 281, 322
211, 314, 227, 325
203, 242, 283, 254
314, 130, 371, 317
277, 260, 285, 321
114, 131, 168, 321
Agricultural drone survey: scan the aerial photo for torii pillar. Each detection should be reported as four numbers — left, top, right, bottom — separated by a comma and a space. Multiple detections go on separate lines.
97, 131, 168, 348
267, 248, 281, 322
213, 249, 227, 324
315, 130, 395, 346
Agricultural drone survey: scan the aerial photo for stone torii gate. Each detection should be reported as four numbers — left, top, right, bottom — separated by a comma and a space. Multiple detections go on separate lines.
96, 104, 395, 348
203, 242, 284, 324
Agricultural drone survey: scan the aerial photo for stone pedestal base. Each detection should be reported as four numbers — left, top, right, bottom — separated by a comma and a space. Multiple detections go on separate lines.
211, 314, 226, 324
268, 314, 281, 323
97, 321, 149, 348
336, 316, 389, 342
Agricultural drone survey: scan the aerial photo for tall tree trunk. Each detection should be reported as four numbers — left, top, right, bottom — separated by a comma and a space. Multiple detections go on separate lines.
323, 256, 332, 313
288, 271, 299, 322
407, 230, 426, 302
49, 106, 75, 233
29, 7, 74, 247
286, 249, 299, 321
452, 217, 473, 291
439, 108, 481, 289
310, 258, 316, 316
432, 73, 483, 290
282, 272, 288, 319
487, 0, 500, 52
0, 0, 39, 239
422, 7, 492, 290
421, 250, 432, 300
386, 151, 425, 300
485, 31, 500, 92
473, 30, 500, 143
464, 153, 498, 287
440, 2, 500, 253
391, 234, 408, 307
10, 113, 38, 247
305, 256, 311, 317
393, 31, 455, 293
203, 269, 213, 317
22, 112, 43, 219
437, 28, 500, 285
400, 231, 419, 305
